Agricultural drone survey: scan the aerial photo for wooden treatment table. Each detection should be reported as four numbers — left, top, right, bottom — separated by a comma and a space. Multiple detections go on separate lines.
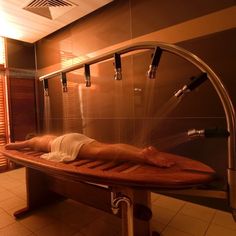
0, 147, 216, 236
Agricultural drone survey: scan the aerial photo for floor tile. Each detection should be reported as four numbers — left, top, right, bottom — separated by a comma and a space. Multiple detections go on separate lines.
61, 208, 102, 230
151, 218, 166, 233
79, 217, 120, 236
151, 192, 161, 202
34, 220, 78, 236
1, 168, 236, 236
161, 226, 194, 236
168, 212, 208, 236
8, 183, 26, 199
0, 222, 33, 236
153, 195, 185, 212
42, 200, 101, 230
0, 178, 23, 190
4, 202, 26, 216
211, 210, 236, 230
0, 189, 16, 202
205, 223, 236, 236
6, 168, 25, 180
179, 202, 215, 222
72, 232, 86, 236
0, 211, 15, 229
100, 211, 121, 228
0, 207, 6, 214
0, 196, 26, 211
0, 173, 11, 182
152, 204, 178, 225
18, 211, 57, 232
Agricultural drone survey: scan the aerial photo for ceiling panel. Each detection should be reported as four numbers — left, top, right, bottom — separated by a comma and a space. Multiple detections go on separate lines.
0, 0, 113, 43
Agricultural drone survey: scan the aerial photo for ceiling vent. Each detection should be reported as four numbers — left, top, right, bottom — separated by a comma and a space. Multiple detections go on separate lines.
23, 0, 78, 20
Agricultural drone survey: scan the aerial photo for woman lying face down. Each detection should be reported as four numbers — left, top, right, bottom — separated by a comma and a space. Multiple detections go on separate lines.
5, 133, 175, 168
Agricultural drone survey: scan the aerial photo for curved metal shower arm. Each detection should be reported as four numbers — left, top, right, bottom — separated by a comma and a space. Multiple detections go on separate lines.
38, 41, 236, 211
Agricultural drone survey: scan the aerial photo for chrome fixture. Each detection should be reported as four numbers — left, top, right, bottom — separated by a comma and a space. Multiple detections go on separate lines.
188, 127, 230, 139
61, 72, 68, 92
113, 53, 122, 80
111, 192, 133, 236
84, 64, 91, 87
43, 79, 49, 96
187, 129, 205, 138
39, 41, 236, 223
175, 72, 208, 97
147, 46, 162, 79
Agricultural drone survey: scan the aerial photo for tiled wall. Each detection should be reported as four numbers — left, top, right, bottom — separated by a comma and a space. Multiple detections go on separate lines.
35, 0, 236, 189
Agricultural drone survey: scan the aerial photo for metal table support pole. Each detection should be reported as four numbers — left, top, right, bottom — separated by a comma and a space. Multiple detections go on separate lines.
111, 188, 153, 236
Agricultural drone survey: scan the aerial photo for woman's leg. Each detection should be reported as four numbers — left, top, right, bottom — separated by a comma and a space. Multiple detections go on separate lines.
79, 142, 175, 167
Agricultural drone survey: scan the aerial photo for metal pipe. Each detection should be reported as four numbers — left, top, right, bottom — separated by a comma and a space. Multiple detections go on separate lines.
39, 41, 236, 214
111, 192, 133, 236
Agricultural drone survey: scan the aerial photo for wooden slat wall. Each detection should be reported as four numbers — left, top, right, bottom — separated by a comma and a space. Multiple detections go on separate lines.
0, 70, 9, 171
8, 77, 37, 141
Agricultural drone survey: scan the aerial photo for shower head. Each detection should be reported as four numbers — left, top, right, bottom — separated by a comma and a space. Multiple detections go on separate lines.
84, 64, 91, 87
187, 129, 205, 138
114, 53, 122, 80
43, 79, 49, 96
147, 47, 163, 79
61, 72, 68, 92
188, 127, 230, 139
175, 72, 208, 98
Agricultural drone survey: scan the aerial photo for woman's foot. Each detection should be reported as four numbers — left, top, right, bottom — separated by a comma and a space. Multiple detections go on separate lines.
141, 146, 175, 167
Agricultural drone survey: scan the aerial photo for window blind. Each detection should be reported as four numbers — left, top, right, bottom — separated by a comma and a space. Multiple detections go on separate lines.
0, 37, 9, 171
0, 37, 5, 65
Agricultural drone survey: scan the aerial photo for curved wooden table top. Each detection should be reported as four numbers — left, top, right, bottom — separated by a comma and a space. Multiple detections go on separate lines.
0, 147, 216, 189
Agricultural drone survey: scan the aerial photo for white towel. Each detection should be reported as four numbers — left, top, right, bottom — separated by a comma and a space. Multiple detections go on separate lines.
41, 133, 95, 162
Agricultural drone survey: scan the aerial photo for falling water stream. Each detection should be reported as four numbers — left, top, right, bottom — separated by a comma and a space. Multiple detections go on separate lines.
133, 79, 156, 146
62, 92, 69, 133
134, 90, 183, 148
44, 96, 51, 133
152, 132, 192, 150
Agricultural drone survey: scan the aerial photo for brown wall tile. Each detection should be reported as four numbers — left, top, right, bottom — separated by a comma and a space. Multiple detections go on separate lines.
33, 1, 235, 192
130, 0, 235, 38
8, 78, 37, 141
6, 38, 35, 69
